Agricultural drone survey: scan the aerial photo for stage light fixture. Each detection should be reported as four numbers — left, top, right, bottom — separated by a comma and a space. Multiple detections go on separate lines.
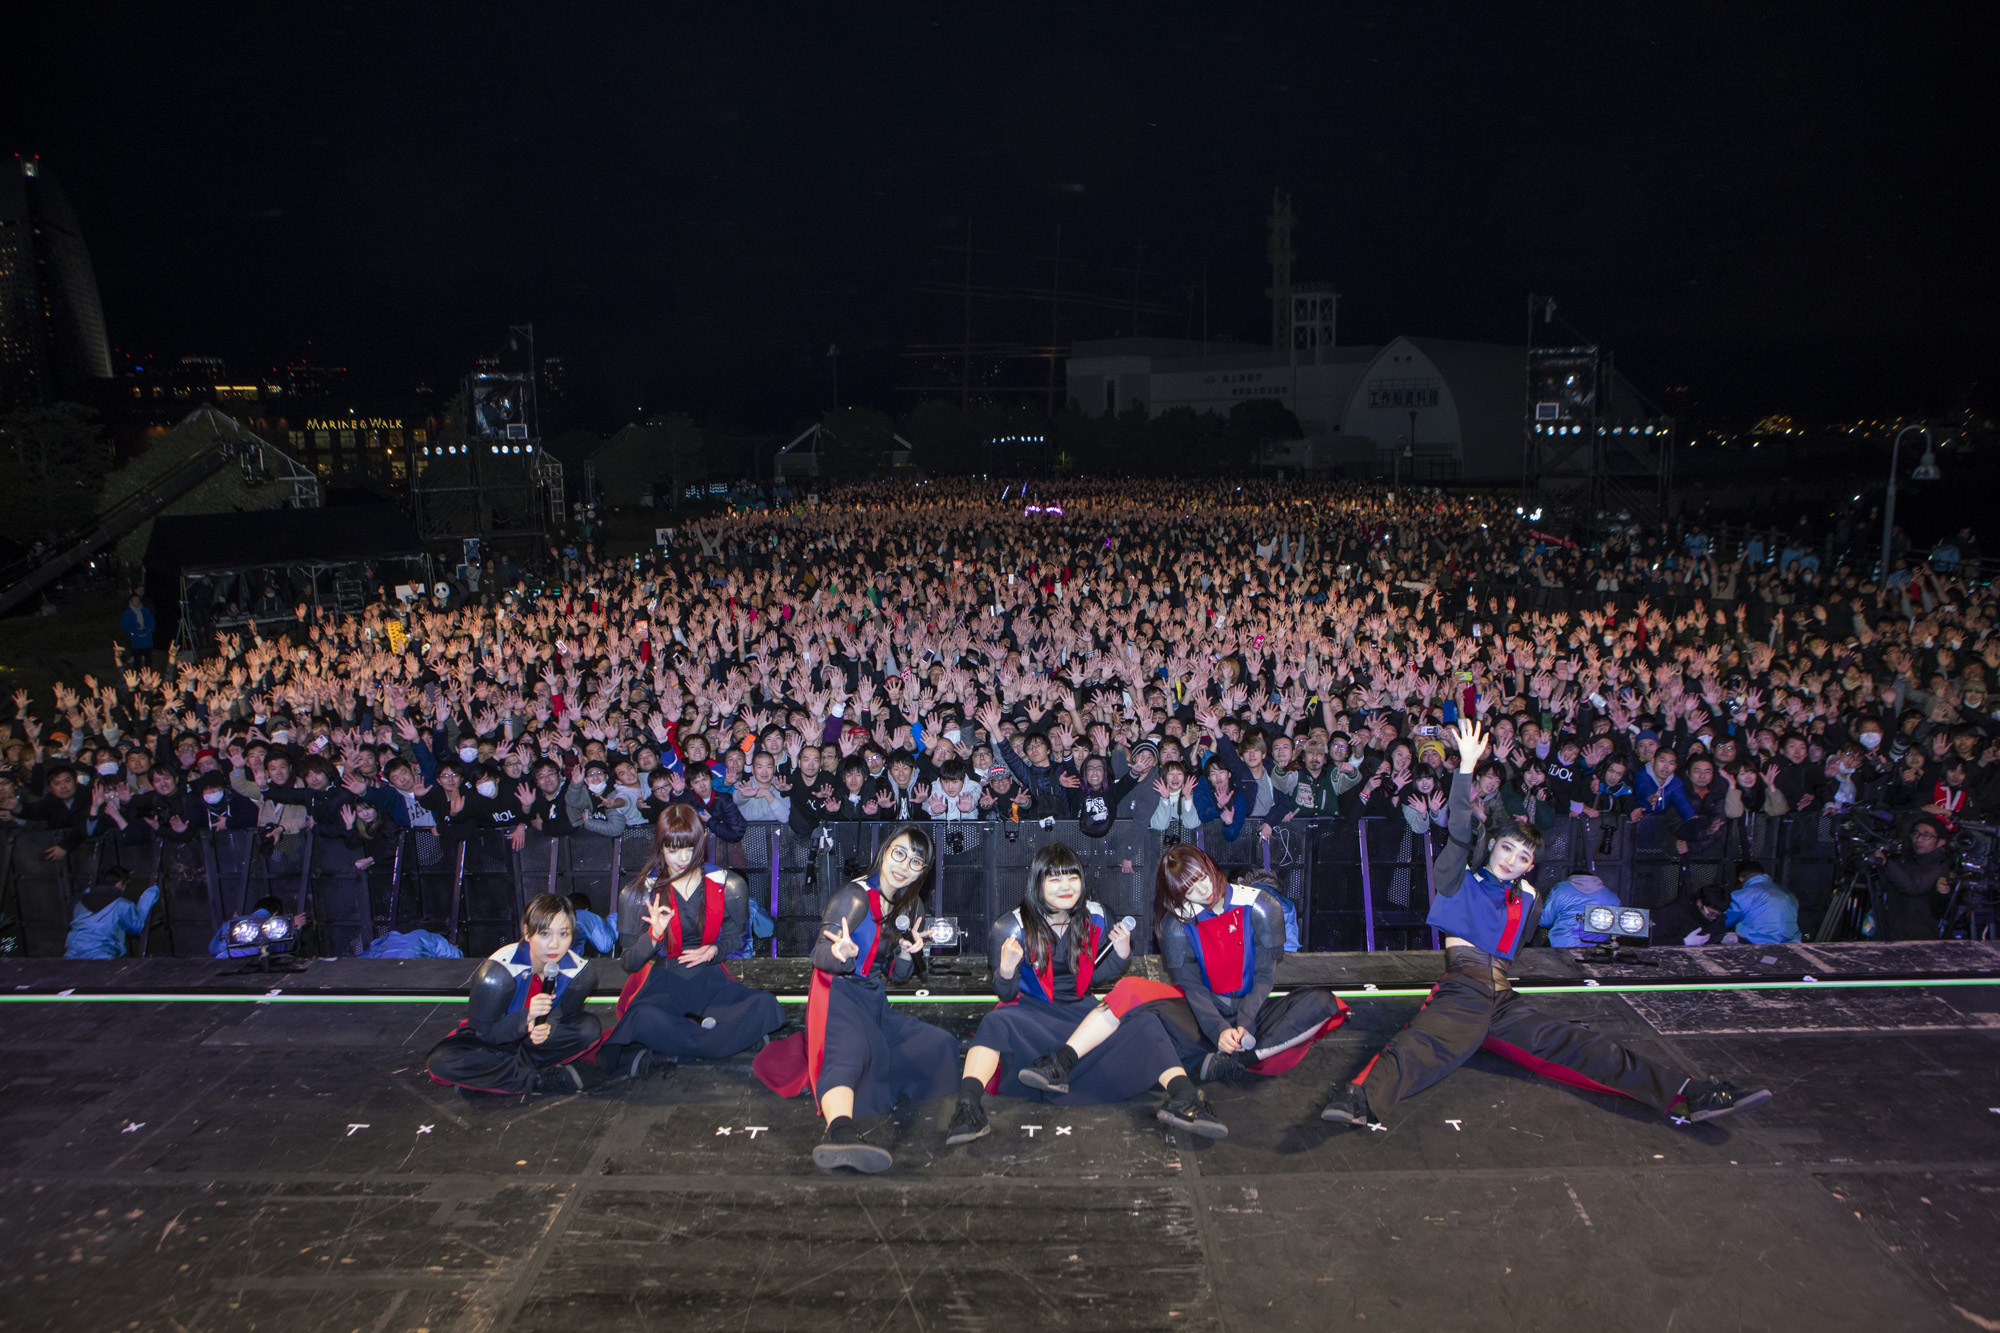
1584, 905, 1652, 938
221, 912, 301, 963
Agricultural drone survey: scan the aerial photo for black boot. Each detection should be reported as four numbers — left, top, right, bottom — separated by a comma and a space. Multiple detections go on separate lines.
813, 1116, 894, 1173
1320, 1081, 1375, 1127
1018, 1043, 1080, 1095
1679, 1079, 1773, 1123
1157, 1075, 1228, 1139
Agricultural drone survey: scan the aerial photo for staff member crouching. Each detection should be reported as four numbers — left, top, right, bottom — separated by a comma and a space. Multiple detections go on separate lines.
1320, 719, 1771, 1130
944, 842, 1181, 1145
425, 893, 601, 1096
753, 824, 958, 1173
597, 805, 784, 1077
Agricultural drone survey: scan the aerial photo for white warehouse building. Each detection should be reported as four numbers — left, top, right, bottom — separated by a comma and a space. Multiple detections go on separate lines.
1065, 334, 1534, 484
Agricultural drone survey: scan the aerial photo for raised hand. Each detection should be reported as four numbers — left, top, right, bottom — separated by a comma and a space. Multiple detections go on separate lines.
823, 915, 860, 963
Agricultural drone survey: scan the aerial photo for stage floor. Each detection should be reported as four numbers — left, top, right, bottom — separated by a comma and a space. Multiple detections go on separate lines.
4, 943, 1998, 1332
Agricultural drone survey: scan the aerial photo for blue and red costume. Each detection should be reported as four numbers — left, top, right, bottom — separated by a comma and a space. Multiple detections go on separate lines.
1102, 883, 1348, 1077
598, 863, 782, 1065
425, 941, 600, 1095
973, 902, 1179, 1104
1346, 771, 1690, 1120
752, 877, 956, 1115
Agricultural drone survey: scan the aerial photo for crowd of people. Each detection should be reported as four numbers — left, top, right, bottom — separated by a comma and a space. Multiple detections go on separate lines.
1, 477, 1992, 959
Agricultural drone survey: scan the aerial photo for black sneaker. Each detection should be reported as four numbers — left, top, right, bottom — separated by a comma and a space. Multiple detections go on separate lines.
1680, 1080, 1773, 1123
1200, 1050, 1248, 1084
1157, 1091, 1229, 1138
535, 1063, 584, 1095
1320, 1082, 1374, 1126
812, 1132, 894, 1173
625, 1049, 651, 1080
1017, 1052, 1072, 1095
944, 1099, 990, 1146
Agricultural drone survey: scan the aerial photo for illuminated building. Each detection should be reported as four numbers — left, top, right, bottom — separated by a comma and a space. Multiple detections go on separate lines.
0, 155, 114, 408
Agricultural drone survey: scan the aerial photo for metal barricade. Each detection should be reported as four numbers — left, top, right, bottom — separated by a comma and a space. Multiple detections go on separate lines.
458, 831, 526, 955
9, 829, 76, 956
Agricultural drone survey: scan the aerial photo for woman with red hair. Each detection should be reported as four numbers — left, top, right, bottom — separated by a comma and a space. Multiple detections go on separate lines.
597, 805, 783, 1078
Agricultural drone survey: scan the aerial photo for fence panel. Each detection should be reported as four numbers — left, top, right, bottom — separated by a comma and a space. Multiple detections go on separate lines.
10, 830, 75, 956
460, 832, 526, 956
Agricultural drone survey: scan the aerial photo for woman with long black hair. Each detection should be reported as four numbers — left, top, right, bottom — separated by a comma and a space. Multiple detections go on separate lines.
596, 805, 784, 1078
943, 842, 1190, 1145
1014, 844, 1348, 1109
752, 824, 957, 1172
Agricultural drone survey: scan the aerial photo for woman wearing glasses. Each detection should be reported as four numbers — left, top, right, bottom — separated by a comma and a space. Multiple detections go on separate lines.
753, 824, 957, 1172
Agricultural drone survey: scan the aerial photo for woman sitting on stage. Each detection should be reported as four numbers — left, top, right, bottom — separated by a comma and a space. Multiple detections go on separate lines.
1013, 845, 1348, 1117
945, 842, 1201, 1145
752, 825, 958, 1173
425, 893, 601, 1096
596, 805, 784, 1078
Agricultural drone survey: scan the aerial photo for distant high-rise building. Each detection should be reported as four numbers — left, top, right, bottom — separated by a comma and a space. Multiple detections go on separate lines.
0, 155, 114, 408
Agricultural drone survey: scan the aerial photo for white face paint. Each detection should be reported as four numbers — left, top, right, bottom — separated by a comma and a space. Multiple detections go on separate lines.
1487, 838, 1536, 882
1042, 870, 1084, 914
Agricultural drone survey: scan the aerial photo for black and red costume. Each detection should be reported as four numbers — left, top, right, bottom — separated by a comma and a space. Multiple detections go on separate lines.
425, 941, 600, 1095
753, 876, 957, 1114
973, 902, 1178, 1104
1103, 882, 1348, 1077
598, 863, 782, 1065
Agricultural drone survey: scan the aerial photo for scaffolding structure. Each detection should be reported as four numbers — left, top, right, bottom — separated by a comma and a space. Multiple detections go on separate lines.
410, 324, 563, 541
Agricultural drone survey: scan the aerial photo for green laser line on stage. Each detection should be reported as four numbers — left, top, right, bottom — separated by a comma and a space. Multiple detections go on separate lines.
3, 976, 1997, 1005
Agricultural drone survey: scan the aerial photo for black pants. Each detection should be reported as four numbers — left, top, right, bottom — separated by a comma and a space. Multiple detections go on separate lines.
426, 1014, 600, 1095
1356, 947, 1686, 1119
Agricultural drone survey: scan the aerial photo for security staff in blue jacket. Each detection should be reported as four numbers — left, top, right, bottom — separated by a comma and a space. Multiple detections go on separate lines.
1322, 719, 1773, 1130
1724, 860, 1801, 945
1539, 874, 1621, 948
64, 868, 160, 958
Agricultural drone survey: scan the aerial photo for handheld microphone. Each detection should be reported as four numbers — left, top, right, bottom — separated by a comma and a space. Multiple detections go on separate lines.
534, 960, 558, 1027
894, 913, 927, 950
683, 1012, 719, 1029
1095, 916, 1139, 964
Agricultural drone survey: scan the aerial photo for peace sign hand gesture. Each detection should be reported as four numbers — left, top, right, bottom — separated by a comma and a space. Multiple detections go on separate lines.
823, 915, 860, 964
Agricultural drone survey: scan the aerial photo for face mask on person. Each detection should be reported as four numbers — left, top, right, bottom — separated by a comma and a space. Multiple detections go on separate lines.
476, 780, 498, 798
458, 746, 479, 763
203, 789, 225, 806
1859, 732, 1882, 750
271, 730, 292, 745
587, 778, 607, 794
96, 761, 120, 776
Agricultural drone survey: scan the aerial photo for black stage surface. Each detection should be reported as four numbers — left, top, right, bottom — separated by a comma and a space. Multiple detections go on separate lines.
5, 942, 1999, 1332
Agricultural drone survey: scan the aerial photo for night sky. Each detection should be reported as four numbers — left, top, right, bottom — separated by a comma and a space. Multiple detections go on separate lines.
8, 3, 1994, 432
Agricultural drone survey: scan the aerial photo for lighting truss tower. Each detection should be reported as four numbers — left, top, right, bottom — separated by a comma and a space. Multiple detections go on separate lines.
411, 324, 563, 541
1523, 343, 1674, 523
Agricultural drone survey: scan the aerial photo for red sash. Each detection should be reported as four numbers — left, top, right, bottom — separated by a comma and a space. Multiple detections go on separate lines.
1015, 918, 1101, 1004
615, 868, 727, 1021
753, 886, 882, 1105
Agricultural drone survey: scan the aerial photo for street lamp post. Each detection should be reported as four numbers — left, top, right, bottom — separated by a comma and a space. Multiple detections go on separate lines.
1880, 425, 1940, 582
